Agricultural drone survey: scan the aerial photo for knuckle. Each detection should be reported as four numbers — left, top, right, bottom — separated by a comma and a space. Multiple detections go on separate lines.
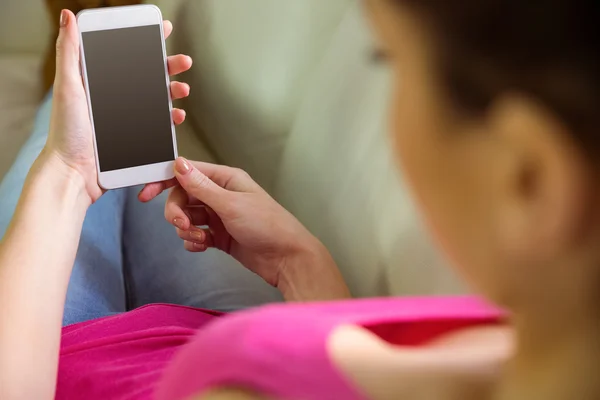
55, 37, 63, 55
234, 168, 251, 181
190, 171, 211, 190
165, 206, 181, 224
184, 241, 197, 252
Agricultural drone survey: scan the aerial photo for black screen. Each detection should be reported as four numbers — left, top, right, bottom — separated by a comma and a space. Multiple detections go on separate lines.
82, 25, 174, 172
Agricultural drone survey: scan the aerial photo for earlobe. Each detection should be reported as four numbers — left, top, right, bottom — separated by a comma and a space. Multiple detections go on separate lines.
488, 94, 591, 264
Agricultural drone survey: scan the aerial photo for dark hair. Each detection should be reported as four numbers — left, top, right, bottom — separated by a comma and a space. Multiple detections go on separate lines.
394, 0, 599, 151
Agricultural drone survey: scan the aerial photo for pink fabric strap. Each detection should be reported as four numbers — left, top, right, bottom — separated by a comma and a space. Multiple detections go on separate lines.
157, 297, 503, 400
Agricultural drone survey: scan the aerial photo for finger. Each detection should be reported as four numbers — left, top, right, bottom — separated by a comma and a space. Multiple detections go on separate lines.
185, 161, 261, 193
170, 81, 190, 100
187, 206, 210, 226
173, 158, 231, 214
177, 227, 214, 247
166, 185, 192, 229
172, 108, 187, 125
138, 179, 178, 202
168, 54, 193, 76
205, 206, 231, 253
163, 20, 173, 39
55, 10, 82, 92
184, 241, 210, 253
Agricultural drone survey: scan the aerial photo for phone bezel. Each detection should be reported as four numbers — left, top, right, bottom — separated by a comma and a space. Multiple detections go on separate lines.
77, 5, 178, 190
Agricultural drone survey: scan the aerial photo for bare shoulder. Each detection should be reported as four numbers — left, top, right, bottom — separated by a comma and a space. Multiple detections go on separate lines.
193, 324, 511, 400
195, 388, 268, 400
328, 324, 512, 400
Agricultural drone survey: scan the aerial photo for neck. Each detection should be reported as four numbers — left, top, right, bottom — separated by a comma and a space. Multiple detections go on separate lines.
495, 304, 600, 400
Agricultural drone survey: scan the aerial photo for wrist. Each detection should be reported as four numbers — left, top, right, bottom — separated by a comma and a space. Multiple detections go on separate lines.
277, 236, 351, 302
28, 149, 93, 209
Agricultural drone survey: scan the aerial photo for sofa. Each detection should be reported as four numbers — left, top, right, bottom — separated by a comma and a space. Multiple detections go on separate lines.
0, 0, 465, 297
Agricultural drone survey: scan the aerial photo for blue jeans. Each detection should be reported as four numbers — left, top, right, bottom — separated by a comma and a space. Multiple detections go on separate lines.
0, 94, 282, 326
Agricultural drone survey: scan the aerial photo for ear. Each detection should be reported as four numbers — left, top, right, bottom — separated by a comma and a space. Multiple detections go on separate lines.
487, 94, 592, 265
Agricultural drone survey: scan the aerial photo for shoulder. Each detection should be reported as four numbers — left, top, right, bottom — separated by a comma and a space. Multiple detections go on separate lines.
195, 388, 267, 400
329, 324, 506, 400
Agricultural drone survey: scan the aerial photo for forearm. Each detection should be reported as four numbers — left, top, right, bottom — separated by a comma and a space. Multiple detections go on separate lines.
278, 238, 351, 302
0, 151, 90, 399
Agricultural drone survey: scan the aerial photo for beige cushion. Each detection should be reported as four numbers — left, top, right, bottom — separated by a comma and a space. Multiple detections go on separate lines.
147, 0, 215, 162
174, 0, 352, 190
0, 56, 44, 181
146, 0, 186, 26
275, 4, 465, 297
0, 0, 50, 55
175, 117, 215, 163
0, 0, 212, 182
0, 0, 182, 55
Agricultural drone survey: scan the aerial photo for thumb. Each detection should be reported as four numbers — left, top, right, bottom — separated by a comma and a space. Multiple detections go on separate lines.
54, 10, 81, 91
174, 158, 229, 213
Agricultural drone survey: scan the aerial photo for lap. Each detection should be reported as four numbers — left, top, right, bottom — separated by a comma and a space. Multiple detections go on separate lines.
123, 188, 283, 311
63, 189, 127, 325
0, 93, 281, 327
0, 93, 127, 326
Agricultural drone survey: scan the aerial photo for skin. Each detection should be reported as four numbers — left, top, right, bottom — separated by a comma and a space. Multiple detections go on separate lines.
1, 1, 599, 399
0, 8, 347, 400
0, 11, 193, 399
194, 0, 600, 399
140, 158, 351, 302
363, 2, 600, 399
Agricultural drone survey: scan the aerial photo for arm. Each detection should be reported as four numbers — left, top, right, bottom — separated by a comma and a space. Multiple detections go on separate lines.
0, 8, 192, 396
140, 159, 351, 303
0, 153, 90, 399
277, 237, 350, 302
0, 8, 192, 399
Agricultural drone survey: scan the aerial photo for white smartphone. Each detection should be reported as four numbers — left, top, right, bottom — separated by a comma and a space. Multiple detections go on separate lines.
77, 5, 178, 190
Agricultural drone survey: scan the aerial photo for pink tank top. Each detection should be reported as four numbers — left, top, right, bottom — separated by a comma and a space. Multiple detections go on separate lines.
57, 297, 503, 399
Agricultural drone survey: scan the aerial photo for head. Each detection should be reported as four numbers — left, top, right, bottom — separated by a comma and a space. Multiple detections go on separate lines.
368, 0, 600, 313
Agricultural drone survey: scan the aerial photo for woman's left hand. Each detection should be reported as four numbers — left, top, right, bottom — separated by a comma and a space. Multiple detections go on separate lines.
44, 9, 193, 203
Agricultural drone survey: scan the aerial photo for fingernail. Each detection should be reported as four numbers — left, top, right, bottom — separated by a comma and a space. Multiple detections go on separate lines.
60, 10, 69, 28
190, 230, 205, 243
173, 218, 186, 230
175, 158, 191, 175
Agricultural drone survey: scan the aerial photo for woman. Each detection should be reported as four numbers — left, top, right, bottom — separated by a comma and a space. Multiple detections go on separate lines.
1, 0, 598, 398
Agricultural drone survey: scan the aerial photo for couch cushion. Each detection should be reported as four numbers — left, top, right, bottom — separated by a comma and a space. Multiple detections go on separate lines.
0, 56, 44, 181
0, 0, 211, 180
0, 0, 181, 56
0, 0, 50, 55
275, 4, 465, 297
174, 0, 352, 190
147, 0, 185, 26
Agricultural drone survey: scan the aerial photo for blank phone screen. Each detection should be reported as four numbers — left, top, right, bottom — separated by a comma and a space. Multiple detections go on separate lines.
82, 25, 175, 172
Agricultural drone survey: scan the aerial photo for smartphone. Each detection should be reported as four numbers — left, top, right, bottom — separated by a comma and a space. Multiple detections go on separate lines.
77, 5, 178, 190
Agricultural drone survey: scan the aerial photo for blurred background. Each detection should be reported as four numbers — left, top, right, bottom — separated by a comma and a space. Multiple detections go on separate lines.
0, 0, 464, 298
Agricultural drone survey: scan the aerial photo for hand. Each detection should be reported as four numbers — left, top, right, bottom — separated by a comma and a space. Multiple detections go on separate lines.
43, 9, 193, 203
139, 158, 350, 301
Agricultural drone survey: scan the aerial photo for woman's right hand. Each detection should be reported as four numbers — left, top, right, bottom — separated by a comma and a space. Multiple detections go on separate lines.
139, 158, 350, 301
